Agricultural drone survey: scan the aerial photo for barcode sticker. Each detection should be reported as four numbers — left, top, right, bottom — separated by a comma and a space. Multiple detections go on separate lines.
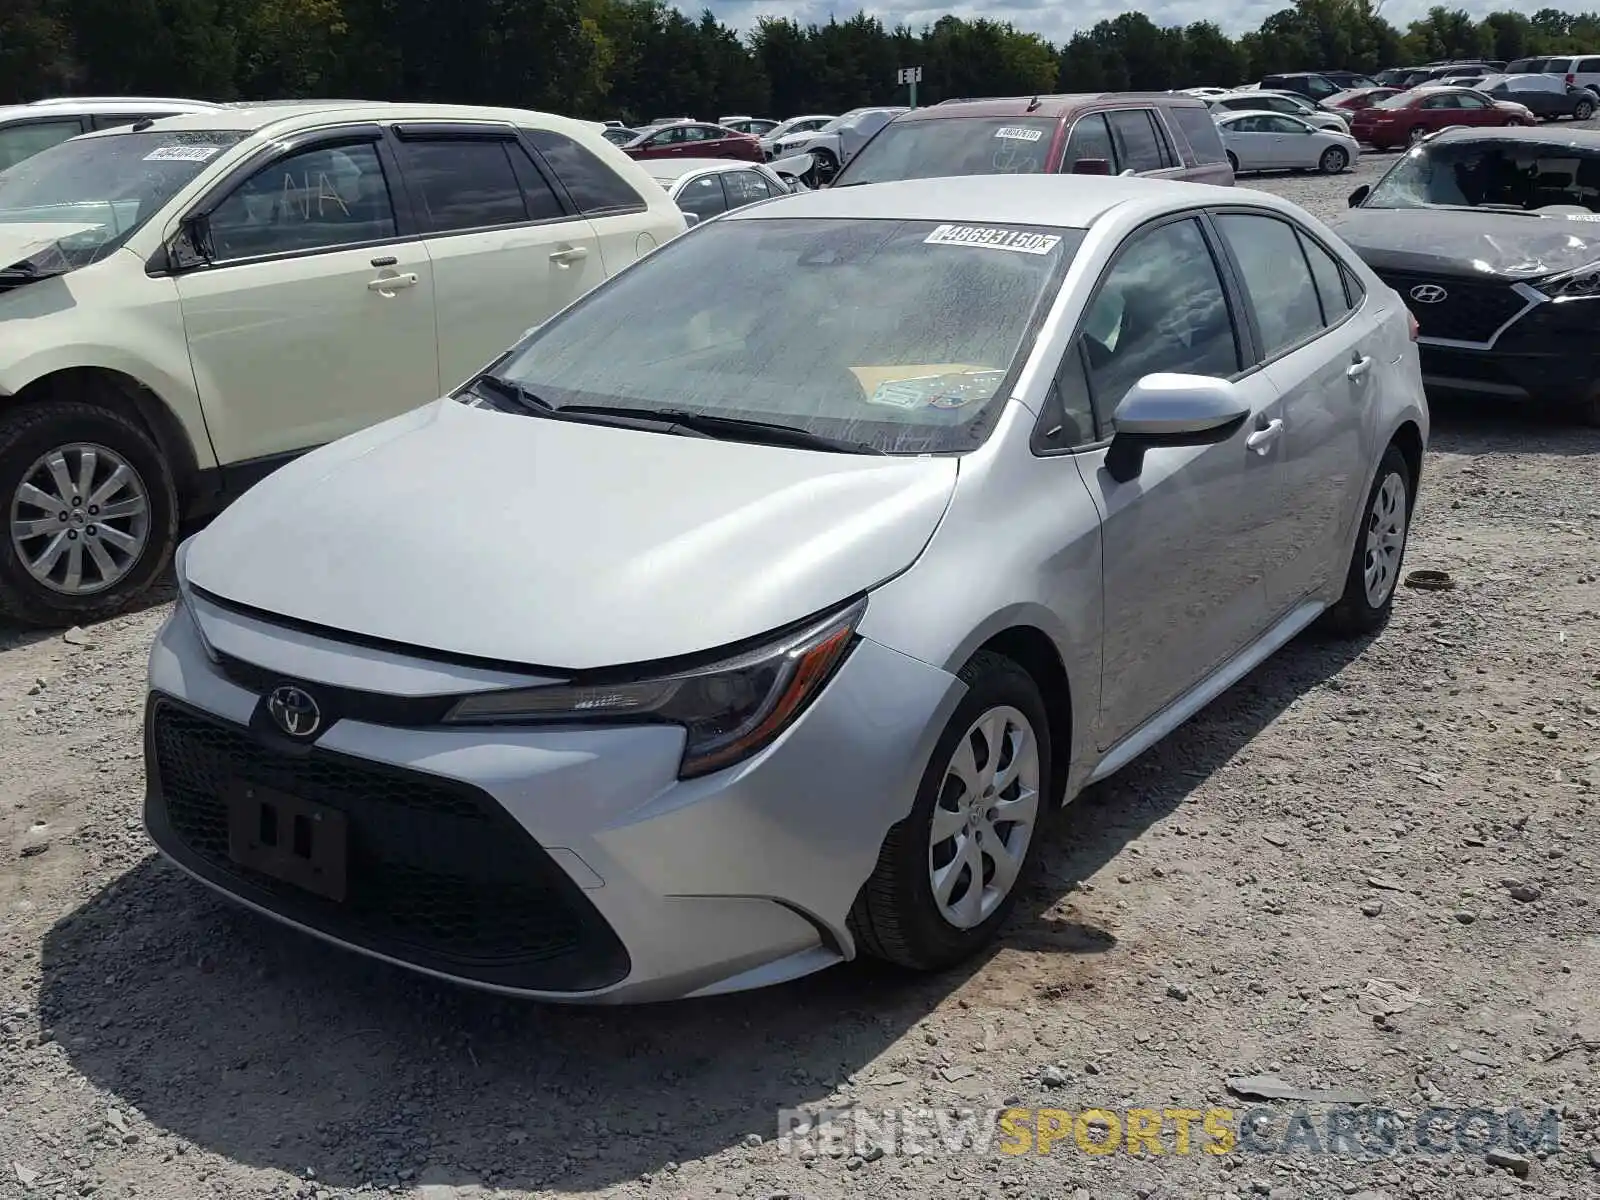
994, 127, 1045, 142
143, 145, 223, 162
924, 224, 1061, 255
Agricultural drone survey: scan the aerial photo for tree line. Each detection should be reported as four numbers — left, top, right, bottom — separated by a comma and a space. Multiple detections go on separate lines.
3, 0, 1599, 125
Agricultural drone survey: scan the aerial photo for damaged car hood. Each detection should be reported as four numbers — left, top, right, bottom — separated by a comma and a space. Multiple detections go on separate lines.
0, 221, 102, 279
1334, 207, 1600, 278
184, 398, 959, 670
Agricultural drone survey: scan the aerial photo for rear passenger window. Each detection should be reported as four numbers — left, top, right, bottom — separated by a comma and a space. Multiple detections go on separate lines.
1106, 110, 1165, 173
524, 129, 648, 215
722, 170, 776, 206
1579, 58, 1600, 73
1170, 106, 1228, 164
1061, 113, 1115, 172
1298, 233, 1352, 323
677, 174, 727, 220
400, 140, 527, 232
1214, 213, 1325, 357
1081, 217, 1242, 426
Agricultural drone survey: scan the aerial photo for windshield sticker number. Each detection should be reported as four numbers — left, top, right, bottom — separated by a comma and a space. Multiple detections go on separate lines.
994, 127, 1045, 142
143, 145, 224, 163
924, 224, 1061, 255
867, 370, 1007, 412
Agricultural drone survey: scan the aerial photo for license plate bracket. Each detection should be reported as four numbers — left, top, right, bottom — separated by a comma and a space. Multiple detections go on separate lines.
226, 781, 349, 902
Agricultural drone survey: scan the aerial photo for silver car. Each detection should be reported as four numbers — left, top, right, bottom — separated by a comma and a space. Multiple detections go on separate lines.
145, 175, 1428, 1003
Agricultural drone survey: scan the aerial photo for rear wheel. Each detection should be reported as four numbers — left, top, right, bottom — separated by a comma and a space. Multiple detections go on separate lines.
849, 651, 1050, 971
0, 402, 178, 626
1319, 145, 1349, 174
1323, 444, 1413, 638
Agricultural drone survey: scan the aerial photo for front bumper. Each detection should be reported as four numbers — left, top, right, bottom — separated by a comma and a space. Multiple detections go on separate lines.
1412, 293, 1600, 406
143, 599, 963, 1003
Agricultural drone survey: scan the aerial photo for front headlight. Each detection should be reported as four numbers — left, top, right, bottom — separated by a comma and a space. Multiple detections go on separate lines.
1533, 261, 1600, 300
443, 598, 865, 778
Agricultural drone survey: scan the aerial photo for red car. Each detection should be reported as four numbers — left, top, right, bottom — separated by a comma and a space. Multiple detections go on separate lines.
1325, 86, 1402, 112
1349, 86, 1536, 149
621, 122, 763, 163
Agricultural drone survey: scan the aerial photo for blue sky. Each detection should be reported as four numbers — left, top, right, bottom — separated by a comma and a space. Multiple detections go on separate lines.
702, 0, 1511, 44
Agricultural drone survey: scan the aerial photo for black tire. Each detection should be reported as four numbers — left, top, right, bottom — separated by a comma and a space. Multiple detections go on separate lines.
1226, 151, 1239, 173
1323, 443, 1413, 638
1565, 385, 1600, 427
1407, 125, 1428, 146
1576, 100, 1595, 121
807, 148, 839, 186
0, 401, 178, 627
1319, 145, 1348, 174
848, 650, 1053, 971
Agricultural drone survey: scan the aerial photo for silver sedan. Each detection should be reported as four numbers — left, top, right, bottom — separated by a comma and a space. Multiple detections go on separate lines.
145, 175, 1427, 1003
1217, 110, 1361, 173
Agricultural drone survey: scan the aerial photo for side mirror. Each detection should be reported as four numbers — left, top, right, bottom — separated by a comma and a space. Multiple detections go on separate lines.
1347, 184, 1370, 208
1071, 158, 1111, 175
1103, 374, 1250, 483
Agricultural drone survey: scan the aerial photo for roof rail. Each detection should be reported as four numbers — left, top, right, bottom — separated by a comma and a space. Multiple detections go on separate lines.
27, 95, 219, 107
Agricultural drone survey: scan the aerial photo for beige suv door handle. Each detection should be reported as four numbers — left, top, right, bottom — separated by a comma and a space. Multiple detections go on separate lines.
549, 246, 589, 267
367, 273, 419, 293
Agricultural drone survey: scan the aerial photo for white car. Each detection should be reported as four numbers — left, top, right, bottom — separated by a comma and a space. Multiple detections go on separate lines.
1210, 91, 1350, 132
768, 108, 908, 181
0, 96, 220, 171
758, 114, 835, 158
144, 173, 1427, 1003
640, 158, 797, 223
1215, 111, 1361, 174
0, 101, 685, 626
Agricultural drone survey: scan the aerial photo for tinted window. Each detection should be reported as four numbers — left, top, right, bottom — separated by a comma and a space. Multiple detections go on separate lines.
676, 174, 727, 219
1061, 113, 1115, 172
1082, 217, 1241, 426
524, 129, 646, 214
1214, 213, 1324, 357
1106, 110, 1164, 172
682, 126, 714, 142
400, 139, 526, 232
1036, 342, 1097, 449
722, 169, 776, 206
209, 142, 397, 261
0, 120, 83, 171
1579, 58, 1600, 72
1299, 232, 1352, 323
835, 117, 1056, 184
1170, 106, 1228, 164
504, 143, 566, 221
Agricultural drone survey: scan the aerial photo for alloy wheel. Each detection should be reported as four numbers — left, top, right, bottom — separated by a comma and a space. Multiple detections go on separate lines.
1577, 101, 1595, 120
1320, 146, 1347, 173
928, 705, 1040, 930
9, 442, 151, 596
1363, 471, 1408, 608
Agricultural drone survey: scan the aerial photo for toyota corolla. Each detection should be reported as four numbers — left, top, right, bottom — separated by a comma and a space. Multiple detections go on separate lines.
145, 175, 1428, 1003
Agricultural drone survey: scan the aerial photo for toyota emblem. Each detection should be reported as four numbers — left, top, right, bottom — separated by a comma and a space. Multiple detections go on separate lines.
1409, 284, 1448, 304
266, 684, 322, 739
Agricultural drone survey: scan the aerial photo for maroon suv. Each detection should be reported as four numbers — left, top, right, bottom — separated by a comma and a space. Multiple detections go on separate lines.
830, 93, 1235, 187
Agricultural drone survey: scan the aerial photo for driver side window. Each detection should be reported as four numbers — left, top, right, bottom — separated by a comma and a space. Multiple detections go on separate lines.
207, 141, 398, 262
1079, 217, 1242, 433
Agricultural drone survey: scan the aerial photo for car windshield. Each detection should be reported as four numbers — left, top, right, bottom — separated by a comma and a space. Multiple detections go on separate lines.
0, 129, 248, 267
835, 117, 1057, 185
490, 216, 1081, 455
1365, 139, 1600, 213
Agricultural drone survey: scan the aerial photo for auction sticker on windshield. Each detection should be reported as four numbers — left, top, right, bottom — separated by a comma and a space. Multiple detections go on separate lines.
995, 127, 1045, 142
924, 224, 1062, 254
143, 145, 224, 162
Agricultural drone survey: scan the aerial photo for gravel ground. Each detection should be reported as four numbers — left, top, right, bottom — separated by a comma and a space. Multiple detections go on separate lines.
4, 160, 1600, 1200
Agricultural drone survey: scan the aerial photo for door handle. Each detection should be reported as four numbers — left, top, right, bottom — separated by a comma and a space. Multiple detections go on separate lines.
1246, 418, 1283, 454
1347, 354, 1373, 381
549, 246, 589, 267
367, 272, 418, 293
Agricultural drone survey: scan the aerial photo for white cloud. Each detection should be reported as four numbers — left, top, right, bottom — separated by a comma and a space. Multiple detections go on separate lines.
699, 0, 1513, 44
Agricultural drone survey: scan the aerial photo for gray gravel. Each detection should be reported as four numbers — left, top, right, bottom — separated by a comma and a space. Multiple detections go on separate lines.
3, 162, 1600, 1200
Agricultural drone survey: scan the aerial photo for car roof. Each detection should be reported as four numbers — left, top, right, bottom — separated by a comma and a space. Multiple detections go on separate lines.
0, 96, 218, 121
643, 158, 768, 180
724, 174, 1247, 230
75, 100, 603, 140
899, 92, 1202, 121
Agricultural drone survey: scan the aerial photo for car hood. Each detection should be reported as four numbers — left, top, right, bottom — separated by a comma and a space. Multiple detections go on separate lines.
184, 399, 959, 670
1333, 207, 1600, 278
0, 221, 103, 277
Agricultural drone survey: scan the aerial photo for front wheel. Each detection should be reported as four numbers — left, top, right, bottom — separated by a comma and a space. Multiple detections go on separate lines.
1319, 145, 1349, 174
1574, 99, 1595, 120
806, 148, 839, 186
1323, 444, 1413, 638
0, 401, 178, 626
849, 651, 1051, 971
1226, 150, 1239, 173
1407, 125, 1429, 146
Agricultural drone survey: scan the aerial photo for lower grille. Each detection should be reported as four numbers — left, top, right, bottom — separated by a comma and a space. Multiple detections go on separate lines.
145, 697, 630, 992
1376, 271, 1527, 343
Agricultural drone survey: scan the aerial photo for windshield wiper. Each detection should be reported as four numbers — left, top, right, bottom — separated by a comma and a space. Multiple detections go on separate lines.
466, 373, 553, 412
558, 404, 884, 454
